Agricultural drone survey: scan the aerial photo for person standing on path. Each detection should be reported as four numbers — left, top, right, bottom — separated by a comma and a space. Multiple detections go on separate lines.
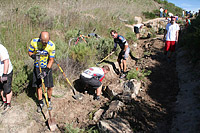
110, 30, 130, 78
163, 16, 180, 61
164, 8, 168, 17
28, 31, 55, 112
182, 10, 185, 18
80, 65, 110, 100
160, 7, 164, 17
0, 44, 13, 111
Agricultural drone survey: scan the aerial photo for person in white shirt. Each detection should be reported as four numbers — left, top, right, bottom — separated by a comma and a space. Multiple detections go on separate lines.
134, 23, 145, 39
168, 12, 174, 17
163, 16, 180, 61
160, 7, 164, 17
0, 44, 13, 111
80, 65, 110, 100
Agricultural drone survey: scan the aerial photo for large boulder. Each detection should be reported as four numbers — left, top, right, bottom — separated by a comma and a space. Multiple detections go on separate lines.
103, 100, 125, 119
98, 117, 132, 133
123, 79, 141, 99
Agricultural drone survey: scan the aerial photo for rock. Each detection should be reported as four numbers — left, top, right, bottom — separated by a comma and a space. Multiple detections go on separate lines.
134, 16, 142, 24
93, 109, 104, 122
123, 79, 141, 99
98, 117, 132, 133
103, 100, 125, 119
133, 43, 137, 47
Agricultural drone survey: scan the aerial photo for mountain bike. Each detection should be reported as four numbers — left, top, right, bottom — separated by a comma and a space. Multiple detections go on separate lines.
68, 28, 101, 46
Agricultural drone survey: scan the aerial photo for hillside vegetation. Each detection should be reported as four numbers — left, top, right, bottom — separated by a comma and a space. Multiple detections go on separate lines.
0, 0, 183, 95
0, 0, 161, 95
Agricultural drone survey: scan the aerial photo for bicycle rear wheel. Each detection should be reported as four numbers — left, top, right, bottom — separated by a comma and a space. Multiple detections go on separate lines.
68, 37, 79, 46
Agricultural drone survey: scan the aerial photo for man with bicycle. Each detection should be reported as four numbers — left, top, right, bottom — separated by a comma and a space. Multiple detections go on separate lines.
110, 30, 130, 79
28, 31, 55, 112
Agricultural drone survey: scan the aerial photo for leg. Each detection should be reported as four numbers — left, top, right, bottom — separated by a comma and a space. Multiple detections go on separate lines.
37, 87, 43, 101
122, 60, 127, 73
1, 90, 6, 102
164, 41, 170, 56
168, 41, 176, 58
96, 84, 103, 96
5, 91, 12, 103
117, 58, 123, 73
136, 33, 139, 39
47, 87, 53, 100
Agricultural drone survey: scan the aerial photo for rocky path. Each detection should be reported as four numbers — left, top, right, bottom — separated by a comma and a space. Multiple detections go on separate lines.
171, 46, 200, 132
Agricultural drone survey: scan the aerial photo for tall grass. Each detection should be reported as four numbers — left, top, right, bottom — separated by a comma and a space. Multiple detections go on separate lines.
0, 0, 161, 95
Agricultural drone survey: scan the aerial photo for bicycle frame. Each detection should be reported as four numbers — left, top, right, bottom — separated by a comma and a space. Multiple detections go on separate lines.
69, 29, 100, 46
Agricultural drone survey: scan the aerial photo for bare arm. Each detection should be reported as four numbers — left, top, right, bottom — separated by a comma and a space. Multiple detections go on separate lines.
3, 59, 9, 74
163, 30, 167, 40
176, 30, 179, 42
124, 44, 128, 51
28, 51, 34, 57
47, 57, 54, 68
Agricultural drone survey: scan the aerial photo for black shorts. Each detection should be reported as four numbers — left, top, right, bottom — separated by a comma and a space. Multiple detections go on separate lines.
32, 67, 54, 88
0, 71, 13, 94
134, 26, 139, 34
80, 75, 102, 89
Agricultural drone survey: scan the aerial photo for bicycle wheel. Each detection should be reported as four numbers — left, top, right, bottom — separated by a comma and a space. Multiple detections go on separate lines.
68, 37, 79, 46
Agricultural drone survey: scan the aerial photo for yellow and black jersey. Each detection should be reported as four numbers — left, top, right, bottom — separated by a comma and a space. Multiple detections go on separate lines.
28, 38, 55, 68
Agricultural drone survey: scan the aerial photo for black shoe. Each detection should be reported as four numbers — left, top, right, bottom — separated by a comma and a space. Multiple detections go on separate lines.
0, 102, 5, 109
93, 95, 100, 101
120, 73, 126, 79
3, 103, 11, 111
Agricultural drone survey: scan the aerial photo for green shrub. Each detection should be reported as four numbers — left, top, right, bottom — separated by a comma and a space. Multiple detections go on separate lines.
96, 37, 115, 60
26, 6, 47, 25
127, 68, 151, 81
179, 15, 200, 63
12, 60, 32, 96
125, 30, 137, 43
142, 12, 156, 19
65, 123, 98, 133
69, 43, 96, 65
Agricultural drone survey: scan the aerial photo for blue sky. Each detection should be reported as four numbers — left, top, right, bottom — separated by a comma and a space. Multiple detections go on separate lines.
167, 0, 200, 12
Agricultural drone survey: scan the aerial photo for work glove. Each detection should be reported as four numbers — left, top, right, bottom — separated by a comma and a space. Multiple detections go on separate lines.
38, 67, 51, 79
1, 74, 8, 83
30, 54, 40, 61
30, 54, 36, 60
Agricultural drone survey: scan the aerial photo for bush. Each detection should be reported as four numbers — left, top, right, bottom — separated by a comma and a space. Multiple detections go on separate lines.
69, 42, 97, 65
96, 37, 116, 60
125, 30, 137, 44
179, 15, 200, 63
143, 12, 156, 19
26, 6, 47, 25
127, 68, 151, 81
12, 60, 32, 96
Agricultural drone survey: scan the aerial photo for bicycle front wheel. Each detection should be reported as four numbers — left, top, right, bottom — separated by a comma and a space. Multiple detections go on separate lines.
68, 37, 78, 46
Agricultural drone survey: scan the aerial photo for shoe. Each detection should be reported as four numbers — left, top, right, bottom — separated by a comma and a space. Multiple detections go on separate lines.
37, 103, 44, 113
93, 95, 100, 101
47, 101, 52, 110
0, 102, 5, 109
3, 103, 11, 111
120, 73, 126, 79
